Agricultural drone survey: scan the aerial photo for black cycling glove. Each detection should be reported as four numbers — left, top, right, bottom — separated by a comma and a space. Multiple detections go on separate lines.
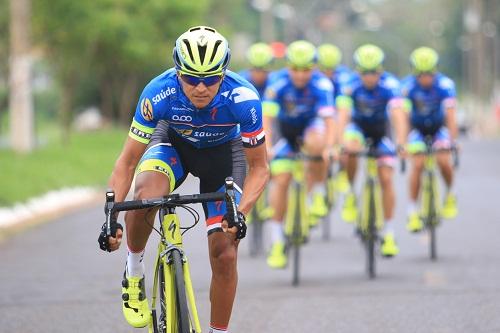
98, 218, 123, 252
223, 211, 247, 240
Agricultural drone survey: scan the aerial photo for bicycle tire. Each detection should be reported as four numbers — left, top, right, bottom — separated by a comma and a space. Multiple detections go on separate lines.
172, 249, 191, 333
292, 182, 302, 287
158, 262, 167, 333
249, 213, 263, 257
366, 179, 376, 279
428, 172, 438, 261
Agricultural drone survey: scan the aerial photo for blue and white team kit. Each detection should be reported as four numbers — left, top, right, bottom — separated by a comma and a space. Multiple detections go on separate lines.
340, 71, 404, 165
128, 69, 265, 234
401, 72, 455, 152
262, 69, 335, 160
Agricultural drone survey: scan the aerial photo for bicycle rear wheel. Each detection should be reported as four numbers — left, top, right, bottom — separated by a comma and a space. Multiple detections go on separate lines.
249, 213, 264, 257
366, 180, 376, 279
172, 249, 191, 333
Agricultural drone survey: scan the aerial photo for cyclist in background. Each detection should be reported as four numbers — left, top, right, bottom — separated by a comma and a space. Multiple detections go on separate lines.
239, 42, 274, 98
336, 44, 407, 257
317, 43, 355, 193
101, 26, 269, 333
401, 47, 458, 232
263, 40, 336, 268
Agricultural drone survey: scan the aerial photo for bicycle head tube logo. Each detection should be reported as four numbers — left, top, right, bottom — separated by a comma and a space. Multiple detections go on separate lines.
140, 98, 153, 121
168, 220, 177, 240
172, 115, 193, 122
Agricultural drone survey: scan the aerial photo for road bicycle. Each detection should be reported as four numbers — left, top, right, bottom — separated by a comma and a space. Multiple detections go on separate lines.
103, 178, 239, 333
417, 137, 458, 260
345, 141, 403, 279
282, 153, 322, 286
247, 187, 273, 257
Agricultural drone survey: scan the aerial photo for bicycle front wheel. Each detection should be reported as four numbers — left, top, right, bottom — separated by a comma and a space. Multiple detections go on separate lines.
172, 249, 191, 333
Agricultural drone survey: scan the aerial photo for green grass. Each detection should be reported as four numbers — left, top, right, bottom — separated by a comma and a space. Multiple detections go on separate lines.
0, 128, 128, 206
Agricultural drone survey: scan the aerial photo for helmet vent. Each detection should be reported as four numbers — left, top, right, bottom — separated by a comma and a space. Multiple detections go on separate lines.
209, 40, 222, 64
198, 44, 208, 64
182, 39, 195, 63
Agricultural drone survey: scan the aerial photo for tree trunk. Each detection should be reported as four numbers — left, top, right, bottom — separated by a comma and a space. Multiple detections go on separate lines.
59, 73, 76, 145
118, 75, 138, 126
9, 0, 34, 152
100, 75, 114, 123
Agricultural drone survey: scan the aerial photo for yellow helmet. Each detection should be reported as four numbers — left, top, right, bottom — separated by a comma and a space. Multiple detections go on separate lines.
317, 43, 342, 70
353, 44, 384, 71
410, 47, 439, 73
247, 43, 274, 68
286, 40, 317, 68
173, 26, 231, 76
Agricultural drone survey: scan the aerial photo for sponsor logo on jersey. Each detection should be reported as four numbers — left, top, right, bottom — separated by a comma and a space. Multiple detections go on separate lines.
210, 107, 218, 120
177, 129, 193, 136
194, 131, 226, 138
152, 87, 176, 105
250, 107, 258, 124
172, 115, 193, 122
141, 98, 153, 121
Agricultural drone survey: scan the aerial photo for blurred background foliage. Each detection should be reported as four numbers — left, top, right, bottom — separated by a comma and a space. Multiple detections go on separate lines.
0, 0, 498, 204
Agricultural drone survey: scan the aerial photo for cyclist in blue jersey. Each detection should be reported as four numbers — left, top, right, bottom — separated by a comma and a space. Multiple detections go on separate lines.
100, 26, 269, 333
263, 40, 336, 269
402, 47, 458, 232
317, 43, 355, 193
239, 42, 274, 98
336, 44, 407, 257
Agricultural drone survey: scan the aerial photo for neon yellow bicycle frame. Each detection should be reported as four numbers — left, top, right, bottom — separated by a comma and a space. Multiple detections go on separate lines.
149, 210, 201, 333
284, 158, 310, 241
359, 157, 384, 233
421, 155, 441, 219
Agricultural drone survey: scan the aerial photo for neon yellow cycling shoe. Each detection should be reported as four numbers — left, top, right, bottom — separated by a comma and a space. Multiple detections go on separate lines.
260, 206, 275, 220
122, 274, 151, 328
267, 242, 287, 269
380, 233, 399, 257
406, 212, 423, 233
341, 192, 358, 223
335, 169, 350, 194
309, 193, 328, 218
441, 193, 458, 219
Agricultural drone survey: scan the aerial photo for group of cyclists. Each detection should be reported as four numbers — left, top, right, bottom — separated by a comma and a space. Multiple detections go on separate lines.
99, 26, 458, 333
241, 39, 459, 270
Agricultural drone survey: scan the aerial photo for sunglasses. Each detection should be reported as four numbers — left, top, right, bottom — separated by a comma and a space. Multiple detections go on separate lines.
360, 69, 380, 75
289, 64, 314, 71
178, 72, 224, 87
416, 71, 435, 76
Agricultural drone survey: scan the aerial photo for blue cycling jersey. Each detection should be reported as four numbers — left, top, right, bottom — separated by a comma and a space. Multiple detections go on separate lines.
263, 68, 335, 126
129, 69, 265, 149
343, 71, 402, 125
238, 69, 268, 98
401, 72, 456, 132
325, 64, 354, 100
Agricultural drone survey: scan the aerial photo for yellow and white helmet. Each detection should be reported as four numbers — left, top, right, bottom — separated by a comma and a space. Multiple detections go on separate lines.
173, 26, 231, 76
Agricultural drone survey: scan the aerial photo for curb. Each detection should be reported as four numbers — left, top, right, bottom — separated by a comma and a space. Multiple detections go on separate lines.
0, 187, 103, 241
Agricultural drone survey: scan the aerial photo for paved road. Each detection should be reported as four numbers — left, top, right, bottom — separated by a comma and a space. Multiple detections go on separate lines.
1, 138, 500, 333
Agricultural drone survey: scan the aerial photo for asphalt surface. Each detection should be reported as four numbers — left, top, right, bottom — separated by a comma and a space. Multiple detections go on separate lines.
1, 137, 499, 333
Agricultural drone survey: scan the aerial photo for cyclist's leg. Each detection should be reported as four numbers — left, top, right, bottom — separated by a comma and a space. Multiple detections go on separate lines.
407, 129, 425, 231
190, 138, 245, 331
303, 118, 328, 218
376, 137, 399, 256
433, 127, 457, 218
341, 123, 363, 222
267, 139, 294, 268
122, 128, 187, 328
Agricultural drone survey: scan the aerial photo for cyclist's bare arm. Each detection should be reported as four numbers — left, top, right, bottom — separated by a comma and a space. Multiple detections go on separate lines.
263, 114, 275, 156
239, 144, 270, 216
108, 137, 148, 202
106, 137, 147, 251
390, 105, 408, 147
445, 106, 458, 142
335, 95, 353, 145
